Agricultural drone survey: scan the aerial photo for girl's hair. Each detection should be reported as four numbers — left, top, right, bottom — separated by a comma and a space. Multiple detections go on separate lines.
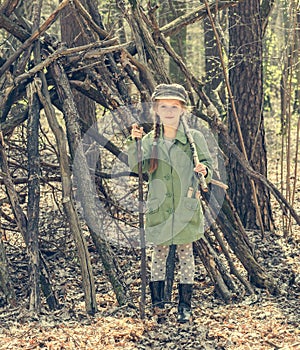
148, 112, 160, 174
181, 113, 196, 166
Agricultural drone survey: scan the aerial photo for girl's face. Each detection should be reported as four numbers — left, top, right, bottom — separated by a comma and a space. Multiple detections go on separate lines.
154, 99, 184, 129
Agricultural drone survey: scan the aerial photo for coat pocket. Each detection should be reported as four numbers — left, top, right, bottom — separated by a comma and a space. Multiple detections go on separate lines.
146, 197, 167, 228
171, 197, 201, 238
183, 197, 199, 211
146, 198, 160, 214
178, 197, 200, 225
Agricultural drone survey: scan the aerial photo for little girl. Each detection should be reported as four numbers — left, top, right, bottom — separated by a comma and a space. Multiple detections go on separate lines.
127, 83, 213, 323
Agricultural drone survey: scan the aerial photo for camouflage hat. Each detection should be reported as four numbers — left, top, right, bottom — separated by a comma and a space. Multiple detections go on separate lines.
151, 83, 188, 104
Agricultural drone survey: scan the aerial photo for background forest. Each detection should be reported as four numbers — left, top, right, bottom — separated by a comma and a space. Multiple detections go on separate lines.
0, 0, 299, 349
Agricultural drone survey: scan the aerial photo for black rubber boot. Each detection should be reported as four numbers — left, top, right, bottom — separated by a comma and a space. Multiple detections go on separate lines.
177, 284, 193, 324
149, 281, 166, 323
149, 280, 165, 308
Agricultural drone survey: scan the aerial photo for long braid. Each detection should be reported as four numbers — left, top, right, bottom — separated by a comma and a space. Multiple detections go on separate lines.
181, 114, 208, 192
149, 113, 160, 174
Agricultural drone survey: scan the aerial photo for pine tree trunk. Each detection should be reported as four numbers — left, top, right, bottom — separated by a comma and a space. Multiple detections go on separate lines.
228, 0, 273, 230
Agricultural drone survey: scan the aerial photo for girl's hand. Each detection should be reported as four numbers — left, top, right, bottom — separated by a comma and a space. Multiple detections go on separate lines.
131, 123, 143, 139
194, 163, 207, 177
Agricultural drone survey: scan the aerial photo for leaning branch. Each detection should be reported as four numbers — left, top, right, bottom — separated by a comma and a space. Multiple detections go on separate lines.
0, 0, 69, 79
51, 60, 128, 306
35, 72, 97, 315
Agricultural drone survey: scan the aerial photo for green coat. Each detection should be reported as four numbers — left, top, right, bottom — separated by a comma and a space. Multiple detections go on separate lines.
127, 122, 213, 246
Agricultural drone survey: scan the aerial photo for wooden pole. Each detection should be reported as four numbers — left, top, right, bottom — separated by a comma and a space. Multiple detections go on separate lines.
136, 138, 147, 319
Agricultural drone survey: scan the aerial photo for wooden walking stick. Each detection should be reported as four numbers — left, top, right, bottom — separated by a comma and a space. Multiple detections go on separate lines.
136, 137, 147, 319
181, 115, 209, 192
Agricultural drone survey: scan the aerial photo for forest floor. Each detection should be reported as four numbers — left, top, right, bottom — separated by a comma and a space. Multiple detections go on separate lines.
0, 117, 300, 349
0, 209, 299, 349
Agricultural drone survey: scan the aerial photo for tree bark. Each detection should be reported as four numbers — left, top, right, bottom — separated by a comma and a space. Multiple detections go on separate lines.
60, 0, 97, 130
228, 0, 273, 230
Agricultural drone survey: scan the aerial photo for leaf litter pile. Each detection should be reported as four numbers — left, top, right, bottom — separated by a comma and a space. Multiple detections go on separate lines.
0, 213, 299, 350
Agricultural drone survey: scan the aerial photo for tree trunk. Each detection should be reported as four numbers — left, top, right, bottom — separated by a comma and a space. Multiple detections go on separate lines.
160, 0, 187, 84
228, 0, 273, 230
0, 237, 16, 306
60, 0, 97, 129
60, 0, 99, 181
204, 13, 224, 112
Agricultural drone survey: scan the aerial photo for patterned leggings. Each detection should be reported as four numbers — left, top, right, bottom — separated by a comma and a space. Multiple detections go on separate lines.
150, 243, 195, 284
